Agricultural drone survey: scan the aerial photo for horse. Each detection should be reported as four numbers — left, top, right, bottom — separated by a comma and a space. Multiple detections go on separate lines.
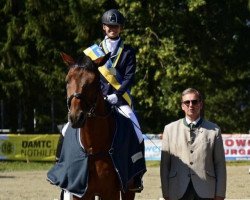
58, 52, 137, 200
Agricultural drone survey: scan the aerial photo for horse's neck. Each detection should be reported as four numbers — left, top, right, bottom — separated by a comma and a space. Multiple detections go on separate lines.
95, 92, 109, 116
80, 93, 115, 153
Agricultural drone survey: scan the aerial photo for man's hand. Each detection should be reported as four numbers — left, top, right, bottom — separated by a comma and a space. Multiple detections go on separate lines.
107, 94, 118, 104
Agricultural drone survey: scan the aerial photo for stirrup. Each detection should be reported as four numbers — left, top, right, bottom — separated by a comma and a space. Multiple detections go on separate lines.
128, 185, 144, 193
128, 179, 144, 193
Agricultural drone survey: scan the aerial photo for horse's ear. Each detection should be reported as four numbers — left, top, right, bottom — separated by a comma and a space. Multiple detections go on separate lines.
60, 52, 75, 66
93, 52, 111, 67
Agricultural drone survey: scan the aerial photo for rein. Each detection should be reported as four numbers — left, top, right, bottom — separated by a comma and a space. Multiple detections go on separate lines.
67, 92, 113, 119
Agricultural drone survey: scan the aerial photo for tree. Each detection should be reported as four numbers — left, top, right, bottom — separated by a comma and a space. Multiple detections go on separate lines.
117, 0, 250, 133
0, 0, 116, 132
0, 0, 73, 132
0, 0, 249, 134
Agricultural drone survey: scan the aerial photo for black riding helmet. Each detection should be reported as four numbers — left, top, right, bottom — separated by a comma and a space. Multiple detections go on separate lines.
101, 9, 125, 26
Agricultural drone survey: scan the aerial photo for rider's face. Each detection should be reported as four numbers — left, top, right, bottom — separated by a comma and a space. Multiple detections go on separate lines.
103, 24, 122, 39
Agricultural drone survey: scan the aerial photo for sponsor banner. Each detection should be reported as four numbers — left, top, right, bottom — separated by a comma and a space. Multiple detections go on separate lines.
0, 134, 249, 161
0, 134, 59, 161
143, 134, 250, 161
143, 134, 162, 161
223, 134, 250, 161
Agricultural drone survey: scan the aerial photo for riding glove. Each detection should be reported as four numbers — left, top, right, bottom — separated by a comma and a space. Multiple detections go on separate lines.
107, 94, 118, 104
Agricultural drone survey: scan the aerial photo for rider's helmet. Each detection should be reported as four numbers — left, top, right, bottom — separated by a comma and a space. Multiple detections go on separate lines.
101, 9, 125, 26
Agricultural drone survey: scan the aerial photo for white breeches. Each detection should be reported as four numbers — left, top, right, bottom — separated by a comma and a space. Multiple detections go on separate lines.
117, 105, 143, 143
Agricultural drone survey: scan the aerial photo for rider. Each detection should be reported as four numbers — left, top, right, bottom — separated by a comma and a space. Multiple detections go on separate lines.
55, 10, 145, 198
100, 9, 144, 192
100, 9, 143, 144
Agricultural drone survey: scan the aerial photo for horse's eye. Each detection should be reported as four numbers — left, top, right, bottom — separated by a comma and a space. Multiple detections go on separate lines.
82, 84, 88, 90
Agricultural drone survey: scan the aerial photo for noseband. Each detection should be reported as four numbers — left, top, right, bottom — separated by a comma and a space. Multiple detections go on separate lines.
67, 92, 97, 118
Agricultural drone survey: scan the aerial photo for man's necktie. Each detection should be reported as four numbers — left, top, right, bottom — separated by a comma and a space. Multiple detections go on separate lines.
189, 123, 195, 144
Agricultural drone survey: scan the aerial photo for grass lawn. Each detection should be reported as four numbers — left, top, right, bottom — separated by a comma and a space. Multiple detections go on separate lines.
0, 161, 54, 172
0, 160, 249, 172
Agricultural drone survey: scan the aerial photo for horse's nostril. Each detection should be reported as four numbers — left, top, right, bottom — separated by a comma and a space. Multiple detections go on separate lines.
69, 114, 74, 124
68, 110, 85, 128
78, 111, 84, 121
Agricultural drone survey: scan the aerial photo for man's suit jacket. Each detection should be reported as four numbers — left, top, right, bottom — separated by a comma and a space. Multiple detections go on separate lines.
160, 118, 226, 200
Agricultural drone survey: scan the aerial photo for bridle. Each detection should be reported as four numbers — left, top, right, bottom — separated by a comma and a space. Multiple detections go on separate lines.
67, 91, 114, 120
66, 64, 112, 123
67, 92, 97, 118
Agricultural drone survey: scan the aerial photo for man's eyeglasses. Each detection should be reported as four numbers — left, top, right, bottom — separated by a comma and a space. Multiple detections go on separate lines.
182, 99, 200, 106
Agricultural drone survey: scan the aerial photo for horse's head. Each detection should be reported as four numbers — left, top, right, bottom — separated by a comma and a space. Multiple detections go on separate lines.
61, 52, 110, 128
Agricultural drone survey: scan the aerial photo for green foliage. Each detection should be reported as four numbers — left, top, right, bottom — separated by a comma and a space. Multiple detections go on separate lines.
119, 0, 250, 133
0, 161, 54, 172
0, 0, 249, 133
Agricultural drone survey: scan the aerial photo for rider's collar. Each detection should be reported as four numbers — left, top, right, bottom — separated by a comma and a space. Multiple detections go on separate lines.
105, 35, 120, 41
104, 36, 121, 54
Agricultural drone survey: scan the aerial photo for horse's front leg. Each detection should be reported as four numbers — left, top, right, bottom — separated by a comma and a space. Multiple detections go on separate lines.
121, 191, 135, 200
73, 192, 120, 200
72, 193, 92, 200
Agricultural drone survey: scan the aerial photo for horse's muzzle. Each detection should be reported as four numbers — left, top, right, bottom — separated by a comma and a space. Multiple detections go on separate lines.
68, 110, 86, 128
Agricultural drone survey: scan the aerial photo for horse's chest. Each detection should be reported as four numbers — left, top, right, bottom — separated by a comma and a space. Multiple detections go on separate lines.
89, 158, 115, 178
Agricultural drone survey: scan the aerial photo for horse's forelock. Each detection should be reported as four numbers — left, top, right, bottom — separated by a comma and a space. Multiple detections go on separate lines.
76, 55, 96, 71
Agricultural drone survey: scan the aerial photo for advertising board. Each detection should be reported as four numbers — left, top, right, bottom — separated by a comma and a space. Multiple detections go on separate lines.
0, 133, 249, 161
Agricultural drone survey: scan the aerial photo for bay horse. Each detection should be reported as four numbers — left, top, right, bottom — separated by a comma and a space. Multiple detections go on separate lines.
60, 52, 136, 200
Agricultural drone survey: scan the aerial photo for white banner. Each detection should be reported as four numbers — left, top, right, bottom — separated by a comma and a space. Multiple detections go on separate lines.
143, 134, 250, 161
223, 134, 250, 161
143, 134, 162, 161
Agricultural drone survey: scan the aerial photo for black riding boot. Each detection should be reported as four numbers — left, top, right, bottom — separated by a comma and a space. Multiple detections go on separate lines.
129, 174, 144, 193
129, 141, 145, 193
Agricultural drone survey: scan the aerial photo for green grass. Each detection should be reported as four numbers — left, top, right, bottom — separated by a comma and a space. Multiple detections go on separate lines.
226, 160, 250, 166
0, 161, 161, 172
0, 160, 249, 172
146, 161, 160, 167
147, 160, 250, 167
0, 161, 54, 172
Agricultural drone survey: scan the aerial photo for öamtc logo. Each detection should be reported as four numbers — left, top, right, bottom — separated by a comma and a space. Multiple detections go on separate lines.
1, 141, 14, 155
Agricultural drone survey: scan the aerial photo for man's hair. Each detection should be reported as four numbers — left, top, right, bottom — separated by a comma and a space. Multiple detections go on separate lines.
181, 88, 202, 101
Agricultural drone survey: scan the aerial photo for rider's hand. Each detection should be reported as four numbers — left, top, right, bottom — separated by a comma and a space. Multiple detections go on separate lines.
107, 94, 118, 104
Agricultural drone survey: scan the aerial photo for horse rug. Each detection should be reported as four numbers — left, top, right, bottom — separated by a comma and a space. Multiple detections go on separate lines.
47, 111, 146, 198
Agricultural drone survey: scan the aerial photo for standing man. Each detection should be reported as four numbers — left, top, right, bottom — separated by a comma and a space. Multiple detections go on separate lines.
160, 88, 226, 200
